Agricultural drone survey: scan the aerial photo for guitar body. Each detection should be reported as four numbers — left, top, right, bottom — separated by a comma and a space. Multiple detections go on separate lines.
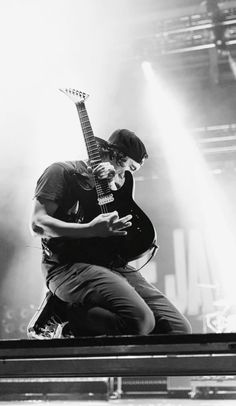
76, 171, 156, 267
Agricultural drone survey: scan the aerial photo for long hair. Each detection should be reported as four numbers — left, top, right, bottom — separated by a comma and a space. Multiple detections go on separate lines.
96, 141, 127, 166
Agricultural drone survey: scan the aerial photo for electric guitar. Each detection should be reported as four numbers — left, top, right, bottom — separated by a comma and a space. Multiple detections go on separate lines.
59, 88, 157, 267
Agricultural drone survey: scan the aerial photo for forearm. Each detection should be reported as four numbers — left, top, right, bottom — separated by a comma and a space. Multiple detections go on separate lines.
31, 214, 92, 239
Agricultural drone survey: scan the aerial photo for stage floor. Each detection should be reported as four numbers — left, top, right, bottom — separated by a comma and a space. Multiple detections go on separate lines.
0, 399, 236, 406
1, 334, 236, 405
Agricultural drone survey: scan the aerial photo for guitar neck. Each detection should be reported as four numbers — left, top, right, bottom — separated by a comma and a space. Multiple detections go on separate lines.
76, 102, 102, 170
76, 102, 114, 207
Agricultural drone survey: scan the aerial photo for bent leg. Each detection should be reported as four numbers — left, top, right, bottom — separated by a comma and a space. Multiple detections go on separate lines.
49, 263, 155, 336
118, 268, 192, 334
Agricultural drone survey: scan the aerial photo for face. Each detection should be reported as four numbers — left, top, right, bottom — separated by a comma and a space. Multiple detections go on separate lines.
114, 156, 141, 174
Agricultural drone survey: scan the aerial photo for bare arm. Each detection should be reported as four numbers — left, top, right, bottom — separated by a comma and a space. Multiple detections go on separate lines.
31, 197, 132, 239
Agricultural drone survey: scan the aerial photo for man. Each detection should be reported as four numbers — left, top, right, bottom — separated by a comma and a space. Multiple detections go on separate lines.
28, 129, 191, 338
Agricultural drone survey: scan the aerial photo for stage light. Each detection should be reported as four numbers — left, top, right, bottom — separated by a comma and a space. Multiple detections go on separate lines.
142, 61, 236, 307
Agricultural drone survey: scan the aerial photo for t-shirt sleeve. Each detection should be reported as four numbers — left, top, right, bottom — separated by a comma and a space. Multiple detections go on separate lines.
34, 163, 68, 202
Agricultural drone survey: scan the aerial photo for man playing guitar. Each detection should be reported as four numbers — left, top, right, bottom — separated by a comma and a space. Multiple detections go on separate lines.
27, 91, 191, 339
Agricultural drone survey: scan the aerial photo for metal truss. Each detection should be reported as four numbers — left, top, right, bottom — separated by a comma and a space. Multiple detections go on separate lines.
137, 7, 236, 55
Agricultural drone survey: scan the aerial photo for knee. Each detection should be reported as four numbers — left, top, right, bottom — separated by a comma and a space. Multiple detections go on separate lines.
174, 314, 192, 334
179, 318, 192, 334
133, 307, 156, 335
154, 315, 192, 335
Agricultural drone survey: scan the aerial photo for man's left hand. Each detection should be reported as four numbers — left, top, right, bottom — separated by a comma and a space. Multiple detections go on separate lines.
93, 162, 116, 180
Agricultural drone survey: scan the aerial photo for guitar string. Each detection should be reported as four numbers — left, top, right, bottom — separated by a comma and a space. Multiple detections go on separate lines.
77, 103, 111, 215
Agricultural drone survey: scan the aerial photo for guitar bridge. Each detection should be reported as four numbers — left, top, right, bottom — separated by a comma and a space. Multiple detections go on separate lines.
97, 194, 114, 206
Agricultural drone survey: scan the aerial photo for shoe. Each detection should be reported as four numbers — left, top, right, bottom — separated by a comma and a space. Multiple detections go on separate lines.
61, 321, 76, 338
27, 291, 68, 339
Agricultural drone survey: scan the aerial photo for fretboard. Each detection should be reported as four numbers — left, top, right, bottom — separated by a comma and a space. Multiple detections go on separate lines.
76, 102, 101, 170
76, 102, 114, 207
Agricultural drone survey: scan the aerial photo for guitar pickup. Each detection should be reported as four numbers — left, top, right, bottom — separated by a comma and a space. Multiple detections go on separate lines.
97, 195, 114, 205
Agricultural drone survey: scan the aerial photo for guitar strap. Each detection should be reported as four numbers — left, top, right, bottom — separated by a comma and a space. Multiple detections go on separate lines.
136, 242, 159, 271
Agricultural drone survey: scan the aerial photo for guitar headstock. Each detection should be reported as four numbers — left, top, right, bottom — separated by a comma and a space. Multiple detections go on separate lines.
59, 88, 89, 105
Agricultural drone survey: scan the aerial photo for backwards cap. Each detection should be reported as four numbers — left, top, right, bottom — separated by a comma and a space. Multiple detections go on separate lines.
107, 129, 148, 164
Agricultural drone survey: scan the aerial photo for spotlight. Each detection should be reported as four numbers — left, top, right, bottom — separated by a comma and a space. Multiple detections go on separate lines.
142, 61, 236, 306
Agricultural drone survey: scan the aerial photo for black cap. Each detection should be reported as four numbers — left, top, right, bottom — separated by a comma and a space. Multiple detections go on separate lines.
96, 129, 148, 165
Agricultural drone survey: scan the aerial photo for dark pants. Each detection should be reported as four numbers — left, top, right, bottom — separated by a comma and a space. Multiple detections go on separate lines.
49, 263, 192, 336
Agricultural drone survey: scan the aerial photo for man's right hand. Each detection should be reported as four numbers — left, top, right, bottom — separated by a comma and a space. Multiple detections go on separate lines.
88, 211, 132, 237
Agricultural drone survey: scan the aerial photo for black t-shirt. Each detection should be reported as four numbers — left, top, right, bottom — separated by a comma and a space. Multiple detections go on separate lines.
34, 160, 95, 284
35, 160, 93, 209
35, 160, 135, 285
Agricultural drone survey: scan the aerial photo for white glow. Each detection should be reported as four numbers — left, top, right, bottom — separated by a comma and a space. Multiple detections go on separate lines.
142, 61, 236, 305
0, 0, 143, 313
0, 0, 137, 174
